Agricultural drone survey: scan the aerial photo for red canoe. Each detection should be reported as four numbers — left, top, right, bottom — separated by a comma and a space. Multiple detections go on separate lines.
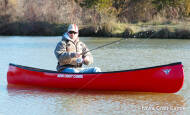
7, 62, 184, 93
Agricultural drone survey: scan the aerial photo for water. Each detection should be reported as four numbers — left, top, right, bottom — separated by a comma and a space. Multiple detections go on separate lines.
0, 36, 190, 115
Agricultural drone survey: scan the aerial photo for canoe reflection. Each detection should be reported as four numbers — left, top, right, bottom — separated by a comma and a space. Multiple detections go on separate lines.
7, 84, 185, 114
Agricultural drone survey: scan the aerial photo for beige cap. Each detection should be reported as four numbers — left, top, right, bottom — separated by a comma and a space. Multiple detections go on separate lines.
67, 24, 79, 32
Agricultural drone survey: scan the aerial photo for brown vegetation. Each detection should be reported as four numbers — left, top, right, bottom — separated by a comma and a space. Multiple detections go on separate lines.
0, 0, 190, 38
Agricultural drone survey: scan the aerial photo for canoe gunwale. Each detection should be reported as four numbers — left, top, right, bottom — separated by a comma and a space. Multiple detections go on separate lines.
9, 62, 182, 74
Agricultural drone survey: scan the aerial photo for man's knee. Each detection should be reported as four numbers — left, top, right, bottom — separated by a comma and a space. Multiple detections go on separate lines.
93, 67, 101, 72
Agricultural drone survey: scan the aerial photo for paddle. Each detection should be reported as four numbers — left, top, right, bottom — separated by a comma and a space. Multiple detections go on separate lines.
81, 38, 126, 55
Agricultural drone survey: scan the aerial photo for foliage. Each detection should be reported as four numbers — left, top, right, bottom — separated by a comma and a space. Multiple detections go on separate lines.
80, 0, 112, 9
152, 0, 184, 11
184, 0, 190, 16
79, 0, 116, 23
1, 0, 190, 36
79, 0, 116, 15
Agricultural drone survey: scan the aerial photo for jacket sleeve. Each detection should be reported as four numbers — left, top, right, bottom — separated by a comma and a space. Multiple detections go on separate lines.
54, 41, 76, 64
82, 43, 93, 65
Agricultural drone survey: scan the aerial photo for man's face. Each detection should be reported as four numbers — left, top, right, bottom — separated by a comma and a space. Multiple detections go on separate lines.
68, 31, 78, 41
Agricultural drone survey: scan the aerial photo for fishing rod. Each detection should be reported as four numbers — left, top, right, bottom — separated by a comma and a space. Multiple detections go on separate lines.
81, 38, 126, 55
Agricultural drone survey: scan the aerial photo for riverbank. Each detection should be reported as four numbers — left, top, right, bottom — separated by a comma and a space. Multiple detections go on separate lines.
1, 21, 190, 39
1, 0, 190, 38
79, 21, 190, 39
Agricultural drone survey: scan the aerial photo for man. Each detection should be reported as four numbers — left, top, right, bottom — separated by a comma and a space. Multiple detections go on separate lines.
54, 24, 101, 73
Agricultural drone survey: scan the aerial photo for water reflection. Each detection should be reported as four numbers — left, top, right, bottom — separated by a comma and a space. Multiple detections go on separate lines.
7, 85, 186, 115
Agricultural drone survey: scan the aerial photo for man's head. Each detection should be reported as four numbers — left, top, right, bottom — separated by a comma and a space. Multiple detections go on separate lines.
67, 24, 79, 41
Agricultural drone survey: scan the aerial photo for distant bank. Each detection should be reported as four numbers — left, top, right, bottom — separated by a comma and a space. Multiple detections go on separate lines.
0, 21, 190, 39
0, 0, 190, 39
1, 0, 190, 38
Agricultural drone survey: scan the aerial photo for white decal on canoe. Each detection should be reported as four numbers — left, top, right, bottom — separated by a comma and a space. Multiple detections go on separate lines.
57, 74, 83, 78
162, 69, 171, 75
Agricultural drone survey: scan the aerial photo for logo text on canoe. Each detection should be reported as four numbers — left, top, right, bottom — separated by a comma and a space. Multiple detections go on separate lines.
57, 74, 83, 78
162, 69, 171, 75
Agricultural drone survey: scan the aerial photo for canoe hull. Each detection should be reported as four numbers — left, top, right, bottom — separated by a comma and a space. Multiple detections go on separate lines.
7, 62, 184, 93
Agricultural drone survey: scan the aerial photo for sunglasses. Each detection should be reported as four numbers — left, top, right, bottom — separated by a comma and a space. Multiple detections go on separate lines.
68, 31, 77, 34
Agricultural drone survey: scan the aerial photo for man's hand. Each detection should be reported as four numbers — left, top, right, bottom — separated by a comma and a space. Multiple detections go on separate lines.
83, 56, 90, 64
75, 52, 81, 58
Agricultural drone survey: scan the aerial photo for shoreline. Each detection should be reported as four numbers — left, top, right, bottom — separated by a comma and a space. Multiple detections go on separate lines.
0, 22, 190, 39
